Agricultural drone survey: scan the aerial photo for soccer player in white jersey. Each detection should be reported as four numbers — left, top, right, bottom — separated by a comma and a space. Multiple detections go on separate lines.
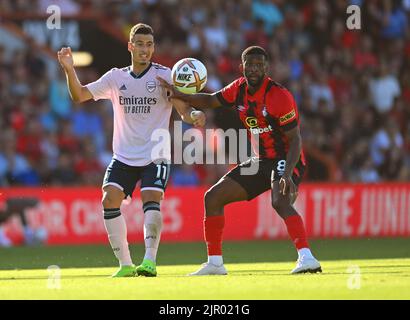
57, 23, 205, 277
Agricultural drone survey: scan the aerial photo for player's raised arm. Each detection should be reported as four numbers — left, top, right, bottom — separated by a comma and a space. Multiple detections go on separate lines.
57, 47, 93, 103
157, 76, 221, 109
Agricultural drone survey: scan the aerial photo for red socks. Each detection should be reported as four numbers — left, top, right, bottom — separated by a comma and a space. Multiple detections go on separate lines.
284, 215, 309, 250
203, 214, 308, 254
204, 215, 225, 255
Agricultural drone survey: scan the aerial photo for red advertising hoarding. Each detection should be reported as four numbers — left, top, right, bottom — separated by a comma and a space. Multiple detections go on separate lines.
1, 184, 409, 244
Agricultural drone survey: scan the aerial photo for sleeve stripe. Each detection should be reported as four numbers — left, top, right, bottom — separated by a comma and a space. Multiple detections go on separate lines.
215, 91, 234, 107
281, 119, 298, 131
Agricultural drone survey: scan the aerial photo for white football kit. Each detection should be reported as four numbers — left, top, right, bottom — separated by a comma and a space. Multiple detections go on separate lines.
86, 62, 172, 166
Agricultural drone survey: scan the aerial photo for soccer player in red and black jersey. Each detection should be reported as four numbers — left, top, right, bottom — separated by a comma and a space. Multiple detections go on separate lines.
158, 46, 321, 275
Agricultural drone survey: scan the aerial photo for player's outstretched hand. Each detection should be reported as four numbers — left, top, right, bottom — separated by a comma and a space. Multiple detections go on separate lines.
57, 47, 74, 71
190, 110, 206, 128
156, 76, 187, 101
279, 174, 297, 197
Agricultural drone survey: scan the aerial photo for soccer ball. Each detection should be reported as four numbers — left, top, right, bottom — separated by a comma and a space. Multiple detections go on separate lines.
171, 58, 207, 94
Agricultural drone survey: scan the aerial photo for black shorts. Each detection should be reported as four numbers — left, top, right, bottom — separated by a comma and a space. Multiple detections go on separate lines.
224, 157, 305, 200
102, 159, 170, 198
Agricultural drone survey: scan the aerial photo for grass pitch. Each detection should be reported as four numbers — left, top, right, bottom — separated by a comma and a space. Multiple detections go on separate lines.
0, 239, 409, 300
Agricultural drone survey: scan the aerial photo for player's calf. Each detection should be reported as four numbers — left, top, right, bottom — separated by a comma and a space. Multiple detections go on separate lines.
204, 188, 226, 216
271, 191, 322, 274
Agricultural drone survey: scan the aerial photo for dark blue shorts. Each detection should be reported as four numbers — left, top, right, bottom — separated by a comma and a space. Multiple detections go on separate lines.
102, 159, 170, 198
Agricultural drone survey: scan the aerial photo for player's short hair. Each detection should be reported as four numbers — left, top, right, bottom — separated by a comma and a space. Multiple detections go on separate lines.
130, 23, 154, 41
241, 46, 268, 63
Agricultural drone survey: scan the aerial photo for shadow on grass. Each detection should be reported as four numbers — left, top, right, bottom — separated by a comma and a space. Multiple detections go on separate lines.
0, 238, 409, 270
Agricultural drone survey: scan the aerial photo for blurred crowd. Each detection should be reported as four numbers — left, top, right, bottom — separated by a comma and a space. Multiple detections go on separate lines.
0, 0, 409, 188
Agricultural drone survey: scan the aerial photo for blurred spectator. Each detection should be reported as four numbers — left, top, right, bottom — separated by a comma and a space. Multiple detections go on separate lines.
309, 72, 335, 110
51, 153, 76, 185
16, 120, 44, 163
0, 136, 40, 186
245, 19, 269, 49
252, 0, 284, 34
49, 72, 72, 120
381, 0, 409, 39
57, 120, 81, 154
171, 164, 201, 186
358, 157, 381, 183
370, 119, 404, 167
353, 35, 378, 71
70, 103, 105, 152
288, 47, 304, 81
74, 138, 103, 185
204, 16, 228, 54
0, 197, 40, 247
369, 63, 401, 114
41, 131, 60, 170
327, 63, 352, 104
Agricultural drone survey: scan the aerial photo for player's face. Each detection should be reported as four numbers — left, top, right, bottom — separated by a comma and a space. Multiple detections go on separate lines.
128, 34, 154, 65
242, 54, 267, 88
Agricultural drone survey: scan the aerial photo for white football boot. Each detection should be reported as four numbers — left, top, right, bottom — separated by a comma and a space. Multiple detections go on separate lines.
188, 263, 228, 276
291, 256, 322, 274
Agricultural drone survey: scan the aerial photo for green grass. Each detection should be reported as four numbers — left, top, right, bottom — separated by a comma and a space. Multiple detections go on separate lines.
0, 239, 409, 299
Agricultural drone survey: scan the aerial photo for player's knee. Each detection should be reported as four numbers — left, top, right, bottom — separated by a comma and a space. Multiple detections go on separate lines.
271, 198, 288, 214
102, 192, 120, 209
204, 189, 216, 207
102, 195, 112, 208
204, 189, 223, 213
290, 192, 297, 205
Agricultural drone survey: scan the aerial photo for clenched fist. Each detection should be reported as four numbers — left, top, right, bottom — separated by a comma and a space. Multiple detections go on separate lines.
190, 110, 206, 128
57, 47, 74, 71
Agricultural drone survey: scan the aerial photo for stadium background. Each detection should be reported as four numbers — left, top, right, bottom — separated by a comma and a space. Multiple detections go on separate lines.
0, 1, 409, 250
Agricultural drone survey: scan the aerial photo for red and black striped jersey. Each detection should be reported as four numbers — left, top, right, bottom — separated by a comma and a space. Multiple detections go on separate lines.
215, 76, 305, 162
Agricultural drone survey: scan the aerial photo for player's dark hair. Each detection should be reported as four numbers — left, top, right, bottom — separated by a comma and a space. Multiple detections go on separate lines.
241, 46, 268, 63
130, 23, 154, 41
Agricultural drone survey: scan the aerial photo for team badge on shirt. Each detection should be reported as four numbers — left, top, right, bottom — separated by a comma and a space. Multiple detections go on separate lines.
146, 81, 156, 93
262, 106, 268, 117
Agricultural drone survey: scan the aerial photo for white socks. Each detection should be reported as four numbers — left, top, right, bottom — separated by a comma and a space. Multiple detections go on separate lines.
208, 255, 223, 266
143, 208, 163, 262
103, 209, 133, 266
298, 248, 314, 260
103, 202, 163, 266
